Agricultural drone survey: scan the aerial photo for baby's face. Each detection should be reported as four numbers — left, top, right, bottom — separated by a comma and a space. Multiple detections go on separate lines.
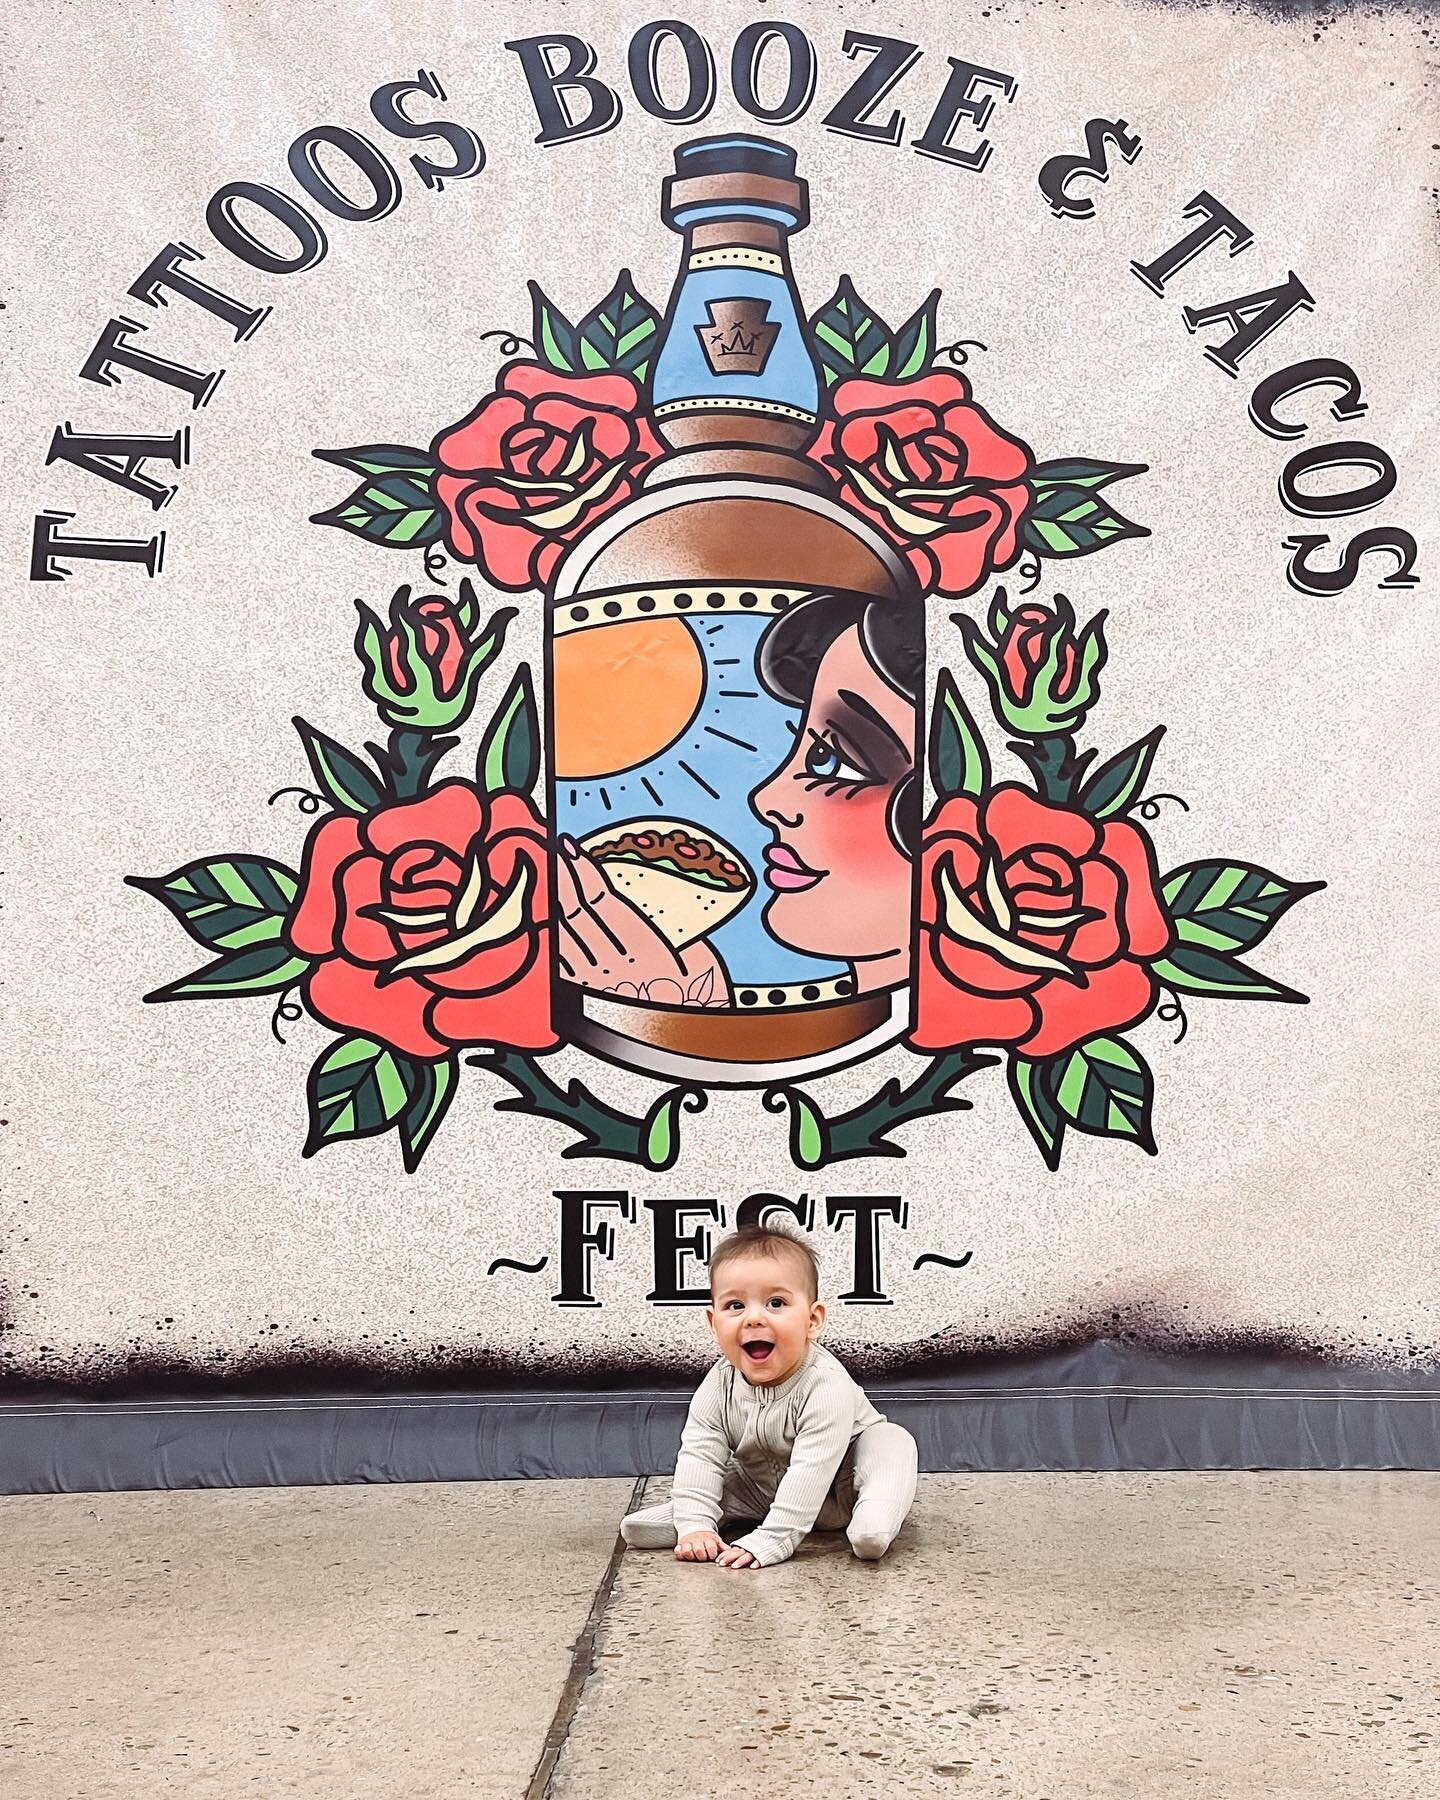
706, 1251, 826, 1387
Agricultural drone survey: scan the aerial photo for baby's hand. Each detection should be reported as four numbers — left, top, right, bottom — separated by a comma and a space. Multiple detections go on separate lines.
716, 1544, 759, 1570
675, 1531, 726, 1562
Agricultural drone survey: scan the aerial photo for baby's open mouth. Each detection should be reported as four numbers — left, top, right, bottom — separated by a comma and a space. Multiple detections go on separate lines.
741, 1338, 775, 1363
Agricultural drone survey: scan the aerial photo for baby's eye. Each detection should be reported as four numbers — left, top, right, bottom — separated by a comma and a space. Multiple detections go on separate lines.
803, 732, 868, 784
767, 1296, 787, 1309
724, 1299, 743, 1310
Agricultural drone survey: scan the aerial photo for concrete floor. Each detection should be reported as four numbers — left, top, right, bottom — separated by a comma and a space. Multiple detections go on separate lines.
2, 1475, 1436, 1798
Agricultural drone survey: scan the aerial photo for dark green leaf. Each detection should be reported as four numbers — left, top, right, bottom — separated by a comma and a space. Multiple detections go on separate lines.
576, 270, 662, 379
529, 280, 579, 373
477, 665, 540, 794
1078, 726, 1165, 820
928, 668, 991, 799
400, 1054, 459, 1173
808, 276, 893, 387
1007, 1056, 1065, 1170
1023, 484, 1150, 558
313, 444, 436, 478
1151, 944, 1308, 1004
310, 469, 443, 548
1049, 1035, 1156, 1152
890, 289, 941, 380
1029, 457, 1148, 493
143, 941, 311, 1003
1162, 862, 1325, 958
293, 717, 389, 815
305, 1035, 418, 1156
127, 856, 298, 953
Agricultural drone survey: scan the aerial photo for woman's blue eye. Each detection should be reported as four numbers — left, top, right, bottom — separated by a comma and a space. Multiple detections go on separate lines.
805, 736, 840, 777
804, 732, 868, 784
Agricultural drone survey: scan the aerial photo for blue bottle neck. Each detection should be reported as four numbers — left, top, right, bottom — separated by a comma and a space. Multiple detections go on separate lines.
650, 216, 819, 447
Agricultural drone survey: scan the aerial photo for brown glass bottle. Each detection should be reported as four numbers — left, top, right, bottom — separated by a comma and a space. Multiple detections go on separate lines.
548, 136, 922, 1084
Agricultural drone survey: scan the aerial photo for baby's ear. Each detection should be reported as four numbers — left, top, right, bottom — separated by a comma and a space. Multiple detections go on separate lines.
808, 1300, 827, 1337
705, 1305, 717, 1335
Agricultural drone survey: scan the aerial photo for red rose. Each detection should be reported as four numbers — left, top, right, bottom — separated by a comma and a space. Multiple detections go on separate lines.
388, 592, 464, 698
812, 373, 1033, 599
287, 781, 558, 1061
1001, 604, 1078, 708
910, 786, 1172, 1060
433, 363, 663, 593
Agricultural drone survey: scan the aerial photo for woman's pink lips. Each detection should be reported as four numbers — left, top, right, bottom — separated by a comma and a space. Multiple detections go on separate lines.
764, 843, 824, 892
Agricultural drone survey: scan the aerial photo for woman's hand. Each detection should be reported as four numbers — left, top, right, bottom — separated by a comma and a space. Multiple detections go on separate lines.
556, 839, 729, 1007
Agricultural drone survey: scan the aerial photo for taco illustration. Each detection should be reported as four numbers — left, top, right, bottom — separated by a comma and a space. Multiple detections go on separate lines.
580, 818, 754, 949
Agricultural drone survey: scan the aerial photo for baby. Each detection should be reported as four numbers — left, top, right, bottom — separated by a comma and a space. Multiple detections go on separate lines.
620, 1225, 919, 1569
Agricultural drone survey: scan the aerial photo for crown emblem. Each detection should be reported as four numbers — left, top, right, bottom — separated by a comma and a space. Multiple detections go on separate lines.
696, 297, 779, 375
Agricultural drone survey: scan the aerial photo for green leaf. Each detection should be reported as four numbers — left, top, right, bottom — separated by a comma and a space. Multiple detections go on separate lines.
808, 276, 893, 387
310, 469, 443, 548
476, 665, 540, 794
1049, 1035, 1156, 1152
889, 289, 941, 380
293, 717, 389, 815
304, 1035, 418, 1156
127, 856, 298, 953
1023, 484, 1150, 558
576, 270, 661, 380
529, 280, 579, 373
1007, 1055, 1066, 1170
1029, 457, 1148, 493
928, 668, 991, 799
640, 1088, 700, 1172
1078, 726, 1165, 820
770, 1089, 829, 1169
1151, 945, 1308, 1004
399, 1054, 459, 1173
313, 444, 436, 478
143, 942, 311, 1003
1162, 862, 1325, 958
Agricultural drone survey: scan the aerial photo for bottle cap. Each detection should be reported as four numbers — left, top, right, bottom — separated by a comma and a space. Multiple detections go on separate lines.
663, 133, 809, 234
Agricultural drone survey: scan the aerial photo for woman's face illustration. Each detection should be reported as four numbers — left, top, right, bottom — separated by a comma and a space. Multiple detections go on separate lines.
750, 624, 916, 978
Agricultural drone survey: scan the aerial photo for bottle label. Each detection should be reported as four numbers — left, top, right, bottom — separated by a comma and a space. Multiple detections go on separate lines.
696, 298, 780, 375
549, 582, 919, 1017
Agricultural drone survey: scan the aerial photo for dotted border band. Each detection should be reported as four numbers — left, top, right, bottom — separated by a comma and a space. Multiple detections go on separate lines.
686, 247, 784, 274
552, 584, 820, 637
652, 396, 816, 424
733, 975, 858, 1010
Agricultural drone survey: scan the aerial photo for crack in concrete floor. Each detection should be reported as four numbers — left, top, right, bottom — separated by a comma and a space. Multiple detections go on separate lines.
2, 1473, 1436, 1798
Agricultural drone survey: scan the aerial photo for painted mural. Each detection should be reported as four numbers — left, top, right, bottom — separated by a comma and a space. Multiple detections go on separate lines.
5, 1, 1437, 1391
131, 135, 1319, 1177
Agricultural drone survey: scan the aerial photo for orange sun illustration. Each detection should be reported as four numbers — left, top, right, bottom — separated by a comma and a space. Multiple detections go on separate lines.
551, 618, 705, 780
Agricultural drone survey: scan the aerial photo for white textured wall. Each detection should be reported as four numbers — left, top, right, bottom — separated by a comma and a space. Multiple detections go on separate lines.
2, 0, 1437, 1384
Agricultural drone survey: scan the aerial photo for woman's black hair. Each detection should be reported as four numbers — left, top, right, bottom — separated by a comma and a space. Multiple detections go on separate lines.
757, 590, 923, 857
758, 589, 923, 709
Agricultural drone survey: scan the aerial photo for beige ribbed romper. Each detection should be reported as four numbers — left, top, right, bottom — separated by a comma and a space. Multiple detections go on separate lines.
621, 1343, 919, 1565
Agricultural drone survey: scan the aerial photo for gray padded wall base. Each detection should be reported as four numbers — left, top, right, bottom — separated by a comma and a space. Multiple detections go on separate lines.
3, 1343, 1437, 1494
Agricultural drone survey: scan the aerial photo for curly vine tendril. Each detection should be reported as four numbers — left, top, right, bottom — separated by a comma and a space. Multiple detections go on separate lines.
422, 544, 449, 584
932, 339, 988, 369
1129, 792, 1191, 823
271, 986, 304, 1045
1156, 989, 1189, 1045
267, 787, 323, 816
479, 329, 535, 358
1015, 552, 1043, 596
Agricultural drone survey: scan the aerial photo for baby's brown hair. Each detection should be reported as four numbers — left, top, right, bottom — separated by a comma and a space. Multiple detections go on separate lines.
707, 1225, 820, 1304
